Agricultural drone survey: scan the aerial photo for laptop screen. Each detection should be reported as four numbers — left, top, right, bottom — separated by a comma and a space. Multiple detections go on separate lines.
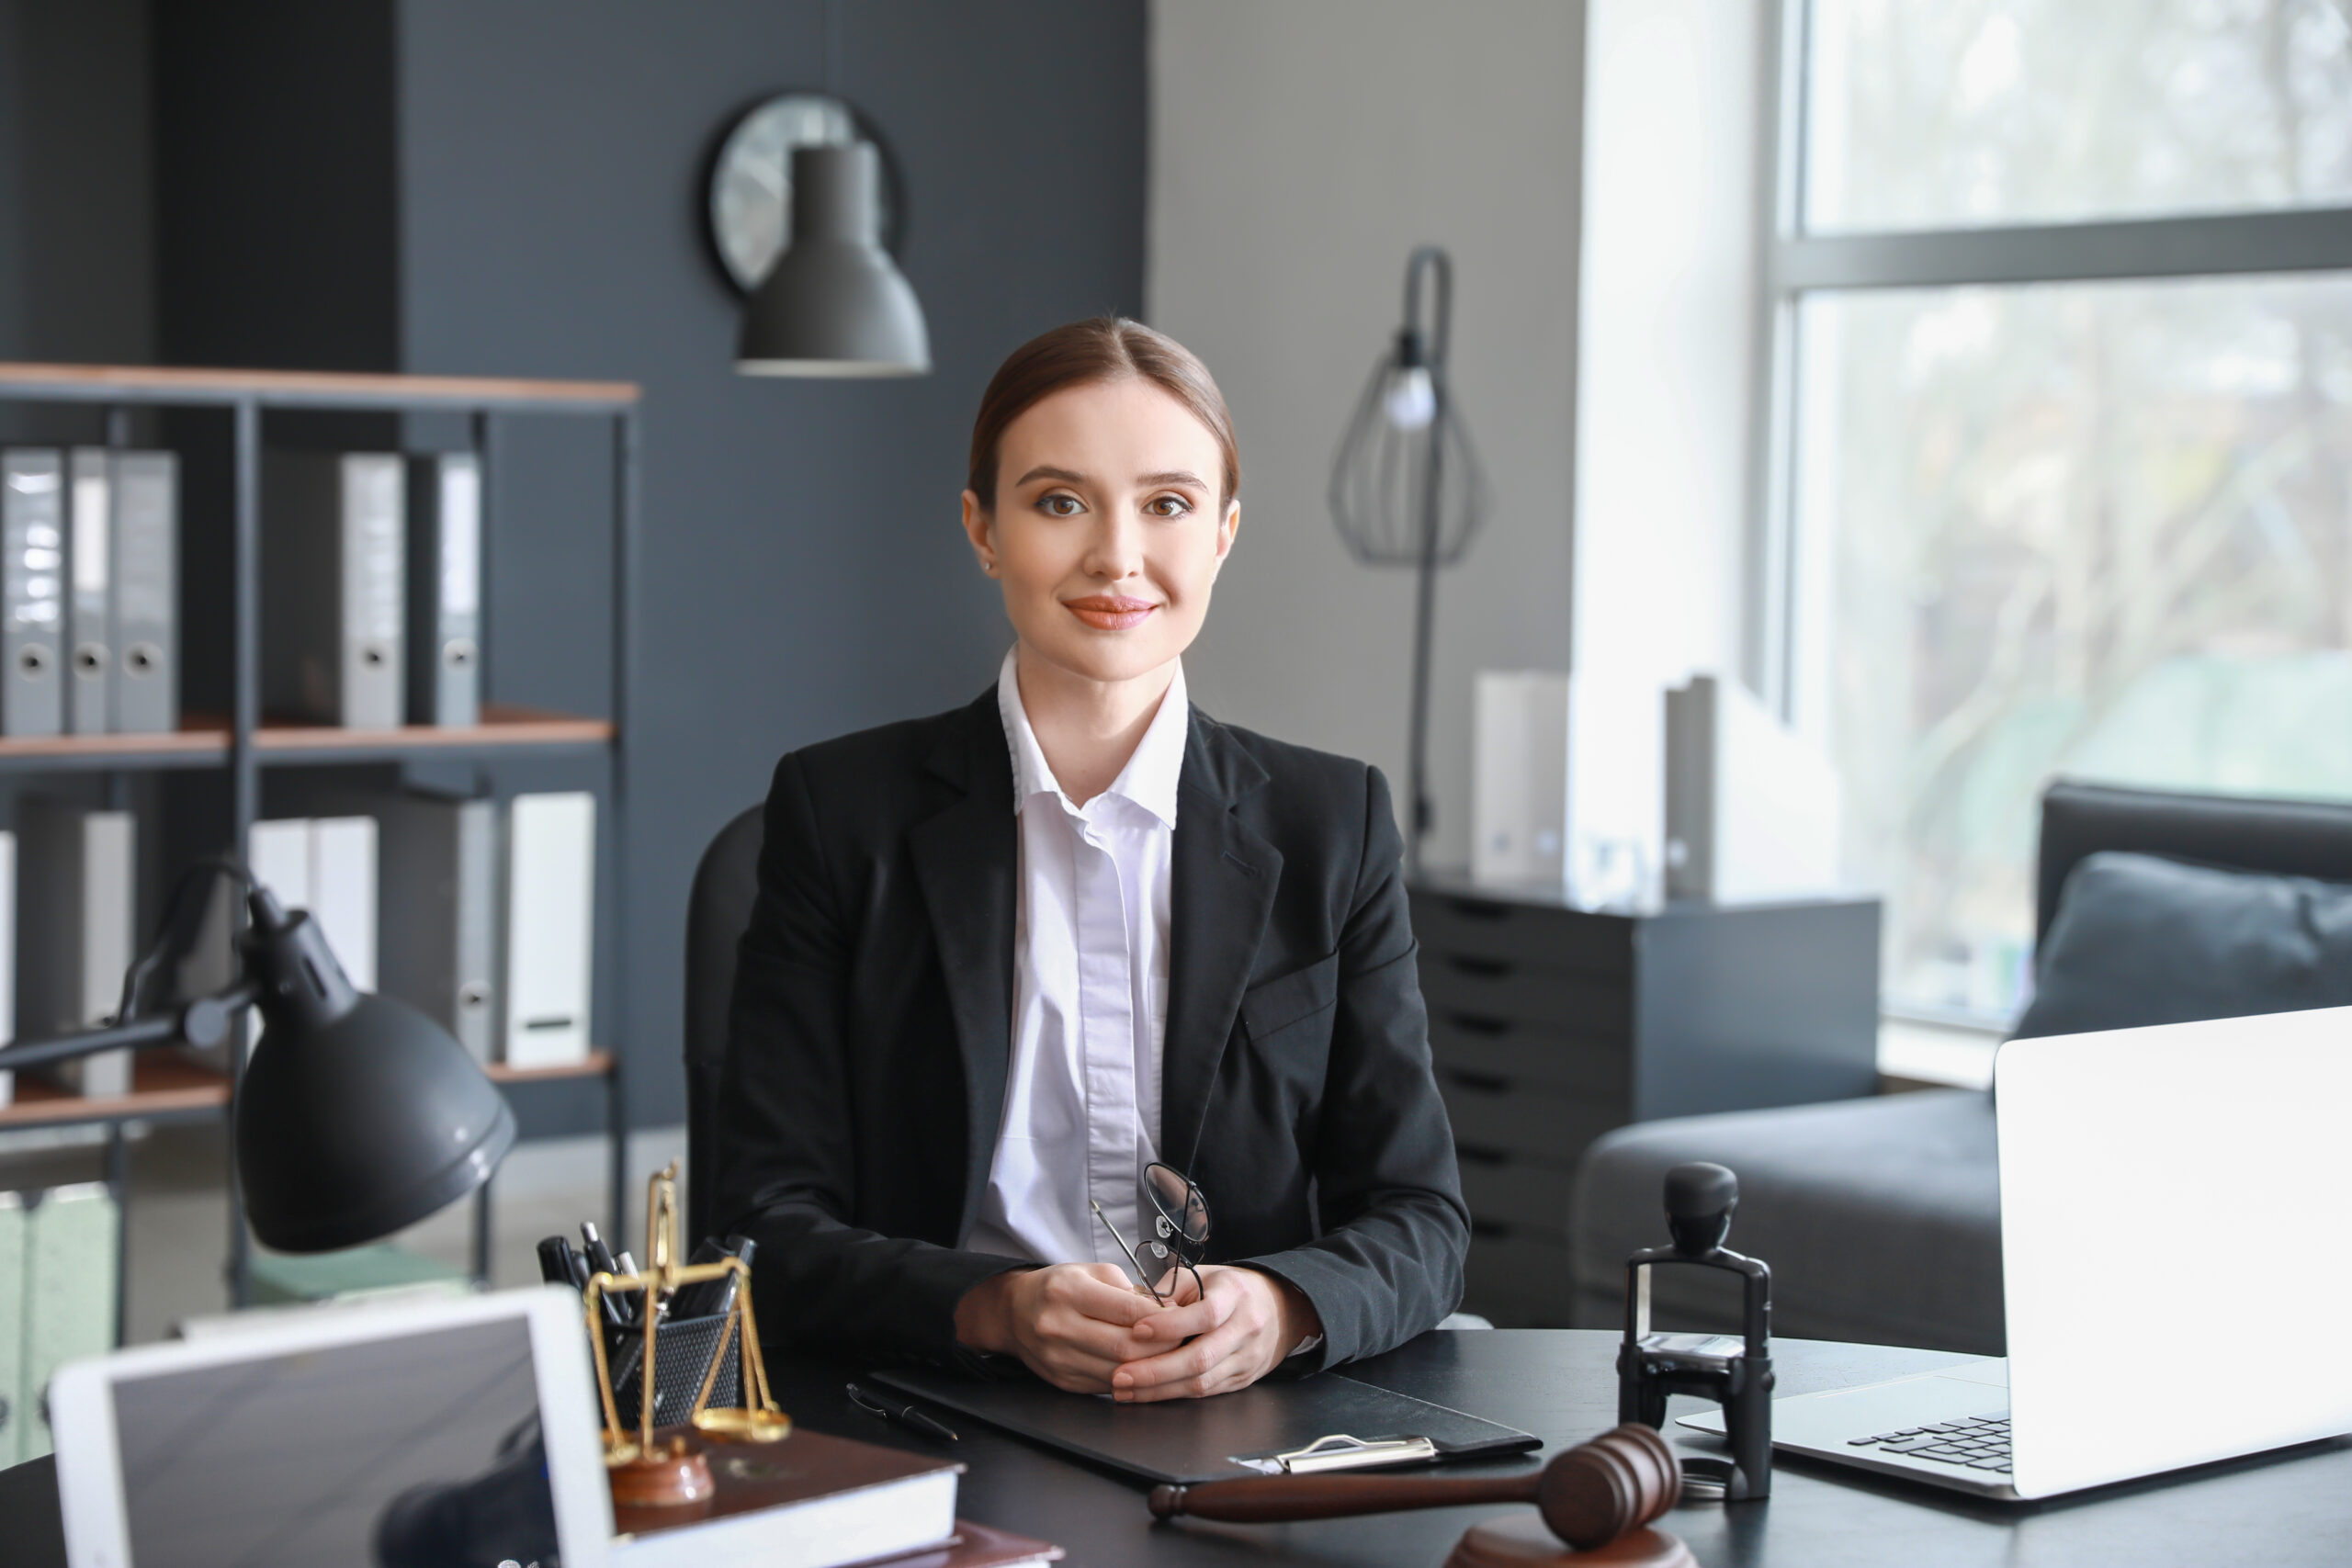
108, 1314, 560, 1568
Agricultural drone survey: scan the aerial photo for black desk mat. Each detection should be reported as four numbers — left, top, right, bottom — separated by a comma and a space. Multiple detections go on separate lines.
871, 1365, 1538, 1485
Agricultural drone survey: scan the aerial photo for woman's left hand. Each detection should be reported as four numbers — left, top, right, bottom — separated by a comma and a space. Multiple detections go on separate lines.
1109, 1265, 1322, 1402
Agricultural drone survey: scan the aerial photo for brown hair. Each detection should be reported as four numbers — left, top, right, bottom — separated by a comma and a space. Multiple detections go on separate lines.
967, 317, 1240, 511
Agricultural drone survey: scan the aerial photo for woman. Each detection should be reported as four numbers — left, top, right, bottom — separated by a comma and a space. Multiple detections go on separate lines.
712, 318, 1466, 1403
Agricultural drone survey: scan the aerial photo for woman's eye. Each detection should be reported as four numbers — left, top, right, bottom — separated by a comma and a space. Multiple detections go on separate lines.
1038, 492, 1083, 517
1146, 494, 1193, 517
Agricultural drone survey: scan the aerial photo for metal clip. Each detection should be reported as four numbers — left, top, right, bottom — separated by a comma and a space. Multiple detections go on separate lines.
1272, 1433, 1440, 1474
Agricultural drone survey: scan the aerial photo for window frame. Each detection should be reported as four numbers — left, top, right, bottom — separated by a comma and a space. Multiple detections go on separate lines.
1752, 0, 2352, 720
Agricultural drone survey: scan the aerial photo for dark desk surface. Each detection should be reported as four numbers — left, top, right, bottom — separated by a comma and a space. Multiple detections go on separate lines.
7, 1330, 2347, 1567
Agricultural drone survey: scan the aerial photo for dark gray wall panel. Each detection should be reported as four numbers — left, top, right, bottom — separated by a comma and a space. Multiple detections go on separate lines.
393, 0, 1147, 1129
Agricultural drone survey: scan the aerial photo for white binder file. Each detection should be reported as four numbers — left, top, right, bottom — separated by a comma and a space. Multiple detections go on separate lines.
0, 1190, 24, 1465
20, 1183, 120, 1461
17, 801, 135, 1098
379, 792, 497, 1063
3, 450, 65, 738
1473, 671, 1572, 886
407, 452, 481, 728
309, 815, 379, 993
1664, 673, 1843, 904
263, 451, 405, 728
65, 450, 112, 735
504, 792, 594, 1067
110, 451, 177, 736
0, 829, 15, 1109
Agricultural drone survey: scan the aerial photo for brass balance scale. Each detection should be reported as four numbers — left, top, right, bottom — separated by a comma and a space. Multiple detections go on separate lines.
585, 1163, 792, 1507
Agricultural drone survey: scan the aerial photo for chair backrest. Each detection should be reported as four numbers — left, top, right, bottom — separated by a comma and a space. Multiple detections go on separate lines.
683, 804, 763, 1244
2036, 780, 2352, 945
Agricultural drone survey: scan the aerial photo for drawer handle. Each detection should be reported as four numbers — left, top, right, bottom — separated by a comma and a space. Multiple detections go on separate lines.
1445, 1068, 1510, 1094
1447, 955, 1510, 978
1446, 1012, 1510, 1036
1453, 1144, 1510, 1166
1442, 897, 1513, 920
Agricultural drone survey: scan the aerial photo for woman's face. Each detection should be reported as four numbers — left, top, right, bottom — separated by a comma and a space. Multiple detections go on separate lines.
961, 375, 1238, 688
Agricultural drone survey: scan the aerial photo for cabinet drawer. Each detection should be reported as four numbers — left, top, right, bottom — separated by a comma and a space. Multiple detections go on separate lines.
1438, 1071, 1623, 1165
1455, 1153, 1575, 1237
1419, 953, 1631, 1034
1411, 889, 1634, 975
1429, 1013, 1632, 1101
1462, 1232, 1577, 1328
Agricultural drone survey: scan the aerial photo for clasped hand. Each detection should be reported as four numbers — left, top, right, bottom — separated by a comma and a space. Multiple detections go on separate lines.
954, 1261, 1319, 1401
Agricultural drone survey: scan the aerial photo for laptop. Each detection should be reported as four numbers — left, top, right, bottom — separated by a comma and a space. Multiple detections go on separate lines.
1681, 1005, 2352, 1500
49, 1285, 614, 1568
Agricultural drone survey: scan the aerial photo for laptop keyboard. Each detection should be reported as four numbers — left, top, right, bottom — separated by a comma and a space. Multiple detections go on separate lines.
1849, 1413, 2012, 1473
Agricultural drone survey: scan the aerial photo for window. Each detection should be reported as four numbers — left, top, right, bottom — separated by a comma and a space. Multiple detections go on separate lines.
1766, 1, 2352, 1022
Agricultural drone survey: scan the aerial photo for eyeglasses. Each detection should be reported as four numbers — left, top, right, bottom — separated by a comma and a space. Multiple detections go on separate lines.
1091, 1162, 1213, 1305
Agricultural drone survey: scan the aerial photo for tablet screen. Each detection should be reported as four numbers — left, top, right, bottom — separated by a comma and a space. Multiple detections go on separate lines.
109, 1314, 561, 1568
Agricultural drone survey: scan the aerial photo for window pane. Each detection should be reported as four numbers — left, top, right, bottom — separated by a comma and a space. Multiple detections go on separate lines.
1796, 275, 2352, 1020
1807, 0, 2352, 231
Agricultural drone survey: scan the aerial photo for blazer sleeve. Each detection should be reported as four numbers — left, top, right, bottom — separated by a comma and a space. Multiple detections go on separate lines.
709, 752, 1026, 1366
1240, 765, 1471, 1369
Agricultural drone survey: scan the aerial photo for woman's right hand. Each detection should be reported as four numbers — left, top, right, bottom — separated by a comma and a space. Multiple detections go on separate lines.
953, 1263, 1170, 1391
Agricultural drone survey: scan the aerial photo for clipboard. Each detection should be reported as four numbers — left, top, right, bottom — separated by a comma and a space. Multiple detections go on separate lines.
869, 1365, 1540, 1485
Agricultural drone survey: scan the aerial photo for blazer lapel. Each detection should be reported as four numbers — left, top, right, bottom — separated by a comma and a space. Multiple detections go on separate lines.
1161, 711, 1282, 1173
907, 691, 1019, 1241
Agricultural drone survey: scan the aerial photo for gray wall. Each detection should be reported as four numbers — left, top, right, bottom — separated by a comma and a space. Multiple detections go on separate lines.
389, 0, 1145, 1130
1148, 0, 1586, 870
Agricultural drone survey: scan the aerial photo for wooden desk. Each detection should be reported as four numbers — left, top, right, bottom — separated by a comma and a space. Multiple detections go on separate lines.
6, 1331, 2347, 1566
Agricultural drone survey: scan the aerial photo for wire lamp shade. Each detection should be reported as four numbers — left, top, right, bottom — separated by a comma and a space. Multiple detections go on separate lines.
1328, 247, 1485, 873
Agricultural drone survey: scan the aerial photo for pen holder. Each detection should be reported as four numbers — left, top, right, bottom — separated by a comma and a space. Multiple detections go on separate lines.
606, 1312, 744, 1429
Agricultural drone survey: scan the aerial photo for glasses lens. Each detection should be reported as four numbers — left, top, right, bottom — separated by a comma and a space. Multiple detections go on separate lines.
1145, 1163, 1211, 1248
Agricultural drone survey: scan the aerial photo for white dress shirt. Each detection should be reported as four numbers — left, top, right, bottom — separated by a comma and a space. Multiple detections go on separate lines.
965, 648, 1187, 1279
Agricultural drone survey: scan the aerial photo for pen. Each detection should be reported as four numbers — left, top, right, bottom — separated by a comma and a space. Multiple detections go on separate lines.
847, 1382, 959, 1443
581, 1223, 628, 1330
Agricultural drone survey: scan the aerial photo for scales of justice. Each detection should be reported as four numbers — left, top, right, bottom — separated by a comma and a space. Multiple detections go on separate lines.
586, 1163, 792, 1506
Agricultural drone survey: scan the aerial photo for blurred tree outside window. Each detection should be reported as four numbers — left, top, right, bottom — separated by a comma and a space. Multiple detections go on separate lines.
1781, 0, 2352, 1022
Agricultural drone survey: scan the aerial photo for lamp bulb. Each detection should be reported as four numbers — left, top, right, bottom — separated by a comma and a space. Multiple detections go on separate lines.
1383, 365, 1437, 431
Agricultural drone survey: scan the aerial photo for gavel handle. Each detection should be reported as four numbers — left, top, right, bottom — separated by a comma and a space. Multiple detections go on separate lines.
1149, 1472, 1534, 1523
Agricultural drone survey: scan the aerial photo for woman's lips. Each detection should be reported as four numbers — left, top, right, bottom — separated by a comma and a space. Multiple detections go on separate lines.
1064, 595, 1159, 631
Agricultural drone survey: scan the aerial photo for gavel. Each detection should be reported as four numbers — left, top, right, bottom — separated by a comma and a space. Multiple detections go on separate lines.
1148, 1423, 1680, 1552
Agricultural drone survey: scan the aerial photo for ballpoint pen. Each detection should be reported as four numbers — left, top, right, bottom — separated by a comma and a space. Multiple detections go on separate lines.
847, 1382, 959, 1443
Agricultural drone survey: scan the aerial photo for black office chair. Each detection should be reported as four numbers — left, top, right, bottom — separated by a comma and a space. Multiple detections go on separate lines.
684, 805, 763, 1245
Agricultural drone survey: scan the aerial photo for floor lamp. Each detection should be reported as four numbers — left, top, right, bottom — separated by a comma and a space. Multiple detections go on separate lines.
1329, 246, 1487, 875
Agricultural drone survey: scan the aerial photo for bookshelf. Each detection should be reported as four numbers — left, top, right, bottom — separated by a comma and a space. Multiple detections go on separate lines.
0, 362, 639, 1319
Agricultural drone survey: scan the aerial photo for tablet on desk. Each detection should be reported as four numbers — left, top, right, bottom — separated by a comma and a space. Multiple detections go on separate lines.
50, 1285, 614, 1568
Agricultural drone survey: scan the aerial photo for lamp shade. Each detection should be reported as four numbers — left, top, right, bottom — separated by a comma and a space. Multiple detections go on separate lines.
234, 890, 514, 1253
737, 141, 930, 377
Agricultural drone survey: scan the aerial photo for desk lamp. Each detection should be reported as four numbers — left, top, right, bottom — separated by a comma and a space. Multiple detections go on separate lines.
0, 864, 514, 1252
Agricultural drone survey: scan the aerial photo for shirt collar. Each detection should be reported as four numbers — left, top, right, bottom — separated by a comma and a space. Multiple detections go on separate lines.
996, 647, 1187, 829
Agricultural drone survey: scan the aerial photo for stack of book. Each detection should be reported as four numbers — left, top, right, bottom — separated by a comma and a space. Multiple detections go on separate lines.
609, 1427, 1060, 1568
0, 1183, 119, 1464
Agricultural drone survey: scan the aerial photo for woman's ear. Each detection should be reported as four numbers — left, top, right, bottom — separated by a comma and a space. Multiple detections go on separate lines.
1213, 500, 1241, 569
959, 490, 999, 576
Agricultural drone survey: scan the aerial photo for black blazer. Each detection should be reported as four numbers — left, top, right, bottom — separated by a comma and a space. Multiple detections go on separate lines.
709, 687, 1468, 1372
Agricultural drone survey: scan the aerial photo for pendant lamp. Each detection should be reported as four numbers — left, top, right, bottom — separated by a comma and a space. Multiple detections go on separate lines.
736, 141, 930, 377
1329, 246, 1487, 874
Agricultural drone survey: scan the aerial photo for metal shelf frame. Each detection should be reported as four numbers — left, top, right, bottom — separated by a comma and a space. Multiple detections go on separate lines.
0, 362, 639, 1315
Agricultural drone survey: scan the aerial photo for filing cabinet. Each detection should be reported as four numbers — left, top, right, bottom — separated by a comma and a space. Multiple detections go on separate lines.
1411, 878, 1880, 1326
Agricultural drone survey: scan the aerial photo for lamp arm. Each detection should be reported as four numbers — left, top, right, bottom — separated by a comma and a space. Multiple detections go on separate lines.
0, 978, 263, 1076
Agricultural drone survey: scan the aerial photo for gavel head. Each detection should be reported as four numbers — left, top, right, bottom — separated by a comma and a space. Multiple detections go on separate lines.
1535, 1424, 1682, 1550
1664, 1163, 1738, 1258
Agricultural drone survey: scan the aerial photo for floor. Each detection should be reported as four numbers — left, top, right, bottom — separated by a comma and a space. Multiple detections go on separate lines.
0, 1120, 685, 1345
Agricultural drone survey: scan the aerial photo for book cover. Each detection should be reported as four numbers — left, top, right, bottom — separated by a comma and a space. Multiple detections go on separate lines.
610, 1427, 962, 1568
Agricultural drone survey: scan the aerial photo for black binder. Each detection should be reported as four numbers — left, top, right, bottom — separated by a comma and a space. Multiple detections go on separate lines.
870, 1365, 1540, 1485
